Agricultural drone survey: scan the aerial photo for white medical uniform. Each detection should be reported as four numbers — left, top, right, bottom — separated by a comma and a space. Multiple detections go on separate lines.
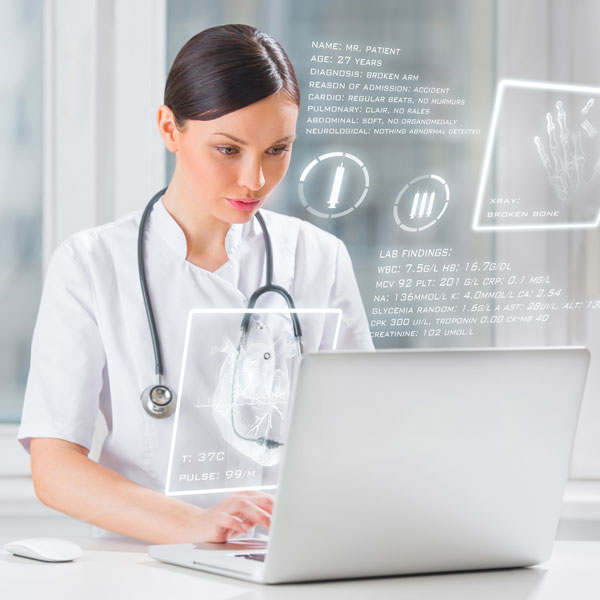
18, 199, 373, 504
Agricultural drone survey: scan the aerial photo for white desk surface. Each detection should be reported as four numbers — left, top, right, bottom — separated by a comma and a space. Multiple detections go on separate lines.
0, 538, 599, 599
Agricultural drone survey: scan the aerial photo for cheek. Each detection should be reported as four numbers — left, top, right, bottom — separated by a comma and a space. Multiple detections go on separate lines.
264, 157, 292, 187
180, 144, 209, 177
180, 145, 232, 187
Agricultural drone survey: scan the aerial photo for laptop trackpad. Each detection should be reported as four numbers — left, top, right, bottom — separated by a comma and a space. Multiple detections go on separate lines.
193, 538, 268, 552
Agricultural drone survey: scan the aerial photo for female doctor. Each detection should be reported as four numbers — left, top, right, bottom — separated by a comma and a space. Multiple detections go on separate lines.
18, 24, 373, 544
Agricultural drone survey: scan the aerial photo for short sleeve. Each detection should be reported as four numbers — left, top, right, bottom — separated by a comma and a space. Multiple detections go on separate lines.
320, 240, 374, 351
17, 239, 106, 453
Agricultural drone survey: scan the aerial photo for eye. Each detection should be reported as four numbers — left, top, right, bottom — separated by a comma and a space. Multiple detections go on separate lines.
216, 146, 239, 156
267, 146, 290, 156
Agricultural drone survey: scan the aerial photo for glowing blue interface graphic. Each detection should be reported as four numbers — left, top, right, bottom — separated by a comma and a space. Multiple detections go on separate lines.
298, 151, 369, 218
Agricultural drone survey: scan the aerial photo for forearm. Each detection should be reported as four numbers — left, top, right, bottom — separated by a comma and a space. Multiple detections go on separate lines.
30, 438, 202, 544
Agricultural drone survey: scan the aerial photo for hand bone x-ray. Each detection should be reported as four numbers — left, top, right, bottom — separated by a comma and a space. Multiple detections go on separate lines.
534, 98, 600, 207
474, 81, 600, 230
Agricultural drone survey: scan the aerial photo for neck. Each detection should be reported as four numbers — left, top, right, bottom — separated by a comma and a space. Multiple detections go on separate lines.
162, 170, 231, 262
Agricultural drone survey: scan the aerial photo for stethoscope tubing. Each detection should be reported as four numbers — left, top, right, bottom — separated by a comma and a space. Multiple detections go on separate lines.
138, 188, 168, 381
138, 189, 303, 417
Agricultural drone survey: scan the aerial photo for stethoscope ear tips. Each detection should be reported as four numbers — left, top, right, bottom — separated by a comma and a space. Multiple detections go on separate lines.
141, 384, 177, 418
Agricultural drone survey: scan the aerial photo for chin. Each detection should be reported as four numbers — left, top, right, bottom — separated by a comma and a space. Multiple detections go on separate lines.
229, 211, 258, 224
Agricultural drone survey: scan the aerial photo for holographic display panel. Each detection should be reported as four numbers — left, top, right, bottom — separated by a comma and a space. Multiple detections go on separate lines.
474, 80, 600, 231
167, 0, 600, 477
166, 309, 341, 495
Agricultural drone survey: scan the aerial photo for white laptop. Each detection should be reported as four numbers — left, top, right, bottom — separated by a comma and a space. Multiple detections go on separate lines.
149, 347, 590, 584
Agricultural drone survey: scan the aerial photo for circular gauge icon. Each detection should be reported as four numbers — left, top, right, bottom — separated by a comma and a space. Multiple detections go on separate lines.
298, 152, 369, 218
393, 174, 450, 232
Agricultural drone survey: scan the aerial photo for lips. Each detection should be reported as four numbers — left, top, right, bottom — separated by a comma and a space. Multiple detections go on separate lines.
226, 197, 263, 211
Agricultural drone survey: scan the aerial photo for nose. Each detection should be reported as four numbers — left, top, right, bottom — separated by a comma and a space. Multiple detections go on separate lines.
238, 156, 266, 192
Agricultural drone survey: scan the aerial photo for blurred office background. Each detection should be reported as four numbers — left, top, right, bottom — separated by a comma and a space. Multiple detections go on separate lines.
2, 0, 600, 536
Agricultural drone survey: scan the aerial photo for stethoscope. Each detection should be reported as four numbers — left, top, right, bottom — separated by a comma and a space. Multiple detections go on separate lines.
138, 188, 303, 447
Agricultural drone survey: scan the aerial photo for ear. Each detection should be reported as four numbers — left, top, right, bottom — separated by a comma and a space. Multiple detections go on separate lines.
157, 105, 180, 152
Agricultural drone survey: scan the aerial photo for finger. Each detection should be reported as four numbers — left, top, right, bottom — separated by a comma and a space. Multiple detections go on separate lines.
230, 491, 275, 507
248, 496, 275, 515
547, 112, 563, 170
535, 135, 566, 199
233, 498, 274, 519
547, 111, 570, 193
229, 499, 272, 530
236, 492, 275, 512
239, 490, 274, 497
581, 98, 595, 116
215, 512, 249, 534
581, 119, 598, 138
534, 136, 553, 176
556, 100, 569, 140
556, 100, 577, 184
572, 131, 585, 186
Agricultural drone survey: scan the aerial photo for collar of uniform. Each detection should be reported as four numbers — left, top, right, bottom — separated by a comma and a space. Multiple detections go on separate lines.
150, 197, 261, 261
224, 213, 262, 259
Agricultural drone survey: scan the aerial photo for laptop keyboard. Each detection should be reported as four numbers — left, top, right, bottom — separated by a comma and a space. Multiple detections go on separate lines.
235, 553, 266, 562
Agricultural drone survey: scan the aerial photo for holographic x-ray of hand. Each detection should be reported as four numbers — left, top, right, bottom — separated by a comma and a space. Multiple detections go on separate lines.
534, 99, 600, 211
210, 318, 300, 467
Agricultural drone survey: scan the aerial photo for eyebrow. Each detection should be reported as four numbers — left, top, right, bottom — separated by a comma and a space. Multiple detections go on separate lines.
211, 132, 296, 145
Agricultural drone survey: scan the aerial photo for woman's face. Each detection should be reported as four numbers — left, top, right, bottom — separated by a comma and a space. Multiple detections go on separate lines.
160, 91, 299, 224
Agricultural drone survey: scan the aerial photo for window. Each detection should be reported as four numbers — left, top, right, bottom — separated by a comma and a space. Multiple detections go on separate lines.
0, 0, 43, 423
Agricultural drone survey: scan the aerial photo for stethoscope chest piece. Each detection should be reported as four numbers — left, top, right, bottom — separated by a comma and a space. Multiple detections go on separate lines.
140, 384, 177, 418
137, 189, 302, 420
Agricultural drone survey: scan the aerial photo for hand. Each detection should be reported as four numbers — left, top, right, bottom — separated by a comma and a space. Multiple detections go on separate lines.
534, 97, 600, 219
192, 491, 274, 543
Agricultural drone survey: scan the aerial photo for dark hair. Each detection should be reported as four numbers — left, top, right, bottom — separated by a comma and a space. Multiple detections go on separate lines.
164, 24, 300, 128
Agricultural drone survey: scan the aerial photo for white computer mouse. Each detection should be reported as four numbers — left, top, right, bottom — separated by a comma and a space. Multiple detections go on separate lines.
3, 537, 83, 562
